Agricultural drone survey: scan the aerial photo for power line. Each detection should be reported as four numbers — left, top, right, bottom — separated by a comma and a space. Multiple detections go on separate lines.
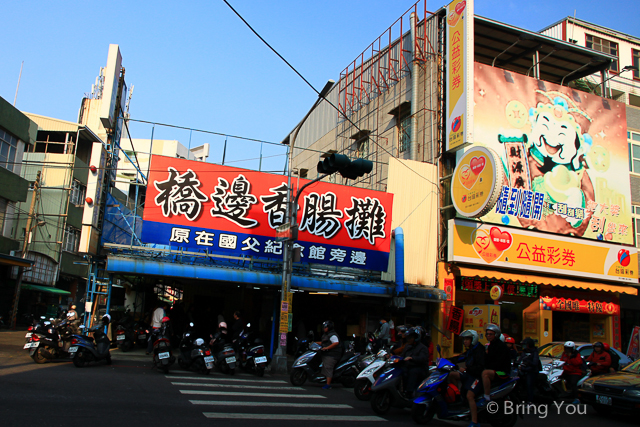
222, 0, 439, 191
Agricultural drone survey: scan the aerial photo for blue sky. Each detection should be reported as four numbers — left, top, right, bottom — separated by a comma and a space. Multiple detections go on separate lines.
2, 0, 638, 173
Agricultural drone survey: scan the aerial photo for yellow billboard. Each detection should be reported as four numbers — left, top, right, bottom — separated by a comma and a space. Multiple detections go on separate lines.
445, 0, 474, 152
472, 63, 633, 245
449, 218, 637, 283
462, 304, 500, 344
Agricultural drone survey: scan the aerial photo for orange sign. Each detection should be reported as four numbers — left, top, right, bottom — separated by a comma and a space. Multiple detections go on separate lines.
451, 146, 504, 218
449, 218, 637, 283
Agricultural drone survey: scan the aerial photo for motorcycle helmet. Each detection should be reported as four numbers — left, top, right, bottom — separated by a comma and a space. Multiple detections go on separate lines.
564, 341, 576, 350
499, 334, 506, 342
102, 314, 111, 325
593, 341, 604, 351
485, 323, 501, 337
161, 316, 170, 323
195, 338, 205, 346
459, 329, 479, 346
322, 320, 334, 331
219, 321, 228, 333
520, 338, 535, 349
396, 325, 408, 336
505, 337, 516, 344
406, 327, 421, 341
602, 343, 611, 352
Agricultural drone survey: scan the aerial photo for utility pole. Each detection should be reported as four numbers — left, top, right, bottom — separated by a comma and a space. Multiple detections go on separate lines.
10, 170, 41, 329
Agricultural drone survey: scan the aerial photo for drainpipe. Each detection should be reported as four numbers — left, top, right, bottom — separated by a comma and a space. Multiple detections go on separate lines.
395, 227, 405, 295
410, 12, 419, 161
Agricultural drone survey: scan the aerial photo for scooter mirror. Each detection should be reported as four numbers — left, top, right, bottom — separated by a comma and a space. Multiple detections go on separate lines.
189, 322, 194, 327
436, 344, 442, 355
40, 316, 46, 320
247, 323, 251, 328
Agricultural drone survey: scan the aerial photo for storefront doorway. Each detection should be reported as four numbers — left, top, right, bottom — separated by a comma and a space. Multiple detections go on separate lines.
552, 311, 591, 343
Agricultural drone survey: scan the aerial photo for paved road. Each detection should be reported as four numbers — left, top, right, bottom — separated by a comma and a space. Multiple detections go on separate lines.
1, 329, 637, 426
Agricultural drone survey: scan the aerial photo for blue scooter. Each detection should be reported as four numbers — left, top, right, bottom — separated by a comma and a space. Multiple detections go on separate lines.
69, 315, 112, 367
411, 357, 519, 427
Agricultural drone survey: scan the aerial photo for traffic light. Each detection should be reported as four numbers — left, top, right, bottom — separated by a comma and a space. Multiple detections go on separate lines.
316, 153, 373, 180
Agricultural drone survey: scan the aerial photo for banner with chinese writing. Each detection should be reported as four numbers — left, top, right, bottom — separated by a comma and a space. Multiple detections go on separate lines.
472, 62, 633, 245
626, 326, 640, 359
460, 276, 538, 298
141, 156, 394, 271
540, 296, 620, 315
462, 304, 500, 344
447, 306, 464, 334
445, 0, 474, 152
449, 218, 637, 283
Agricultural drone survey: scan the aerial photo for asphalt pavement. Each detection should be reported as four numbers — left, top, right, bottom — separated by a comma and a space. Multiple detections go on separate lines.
1, 327, 637, 427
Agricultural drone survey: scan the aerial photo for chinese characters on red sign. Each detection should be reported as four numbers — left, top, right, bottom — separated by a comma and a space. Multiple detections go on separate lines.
540, 296, 620, 315
142, 156, 394, 271
447, 306, 464, 335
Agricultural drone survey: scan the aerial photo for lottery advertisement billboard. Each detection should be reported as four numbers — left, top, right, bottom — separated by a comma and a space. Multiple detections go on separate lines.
445, 0, 474, 152
141, 156, 394, 271
471, 62, 633, 245
448, 218, 637, 283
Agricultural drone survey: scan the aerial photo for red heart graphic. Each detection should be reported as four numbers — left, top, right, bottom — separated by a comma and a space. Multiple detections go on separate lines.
490, 227, 513, 251
469, 156, 486, 176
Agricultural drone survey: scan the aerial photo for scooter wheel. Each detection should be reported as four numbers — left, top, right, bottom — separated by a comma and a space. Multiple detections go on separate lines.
73, 350, 86, 368
256, 366, 265, 377
32, 347, 48, 364
370, 390, 392, 415
290, 368, 308, 386
341, 373, 356, 388
354, 379, 372, 401
411, 402, 436, 425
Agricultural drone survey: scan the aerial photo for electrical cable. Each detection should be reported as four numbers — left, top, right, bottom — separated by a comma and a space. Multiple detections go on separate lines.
222, 0, 439, 190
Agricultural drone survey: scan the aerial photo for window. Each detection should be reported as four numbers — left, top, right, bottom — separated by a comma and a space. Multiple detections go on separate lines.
629, 133, 640, 173
633, 206, 640, 248
357, 138, 369, 158
633, 49, 640, 80
399, 113, 411, 153
70, 180, 86, 206
586, 35, 618, 72
0, 197, 12, 236
63, 226, 81, 253
0, 127, 19, 172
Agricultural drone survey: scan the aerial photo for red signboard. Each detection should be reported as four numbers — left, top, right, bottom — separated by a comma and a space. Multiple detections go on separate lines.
447, 305, 464, 334
141, 156, 394, 271
540, 296, 620, 315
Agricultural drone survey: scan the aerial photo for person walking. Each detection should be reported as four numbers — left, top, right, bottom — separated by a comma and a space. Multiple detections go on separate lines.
317, 320, 342, 390
377, 318, 390, 349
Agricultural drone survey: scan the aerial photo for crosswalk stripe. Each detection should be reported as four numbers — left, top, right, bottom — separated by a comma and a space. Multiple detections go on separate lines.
203, 413, 385, 421
166, 375, 286, 383
180, 390, 325, 399
172, 382, 300, 390
190, 400, 351, 408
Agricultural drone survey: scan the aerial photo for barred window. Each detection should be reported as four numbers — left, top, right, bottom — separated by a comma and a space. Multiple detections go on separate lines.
0, 127, 19, 172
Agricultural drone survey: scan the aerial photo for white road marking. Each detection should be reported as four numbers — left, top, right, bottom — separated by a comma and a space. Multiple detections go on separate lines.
166, 375, 285, 383
203, 413, 385, 421
180, 390, 325, 399
190, 400, 351, 408
172, 382, 300, 390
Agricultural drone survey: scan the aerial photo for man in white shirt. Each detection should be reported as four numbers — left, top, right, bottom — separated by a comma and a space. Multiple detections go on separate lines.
147, 303, 168, 355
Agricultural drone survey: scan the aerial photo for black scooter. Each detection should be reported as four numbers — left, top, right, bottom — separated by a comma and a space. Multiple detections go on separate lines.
152, 316, 176, 373
114, 310, 136, 352
290, 340, 360, 388
210, 330, 236, 375
178, 322, 214, 374
69, 315, 112, 367
237, 323, 268, 377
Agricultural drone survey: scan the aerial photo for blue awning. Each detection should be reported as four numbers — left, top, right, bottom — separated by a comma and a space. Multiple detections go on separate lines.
105, 255, 445, 301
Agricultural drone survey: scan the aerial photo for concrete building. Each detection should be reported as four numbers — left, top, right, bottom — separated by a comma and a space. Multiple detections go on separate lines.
0, 95, 38, 319
287, 1, 639, 355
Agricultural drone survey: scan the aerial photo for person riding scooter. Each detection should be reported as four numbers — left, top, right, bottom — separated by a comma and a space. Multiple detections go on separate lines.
448, 330, 486, 427
480, 324, 511, 405
560, 341, 584, 404
516, 338, 539, 403
400, 327, 429, 398
586, 341, 611, 376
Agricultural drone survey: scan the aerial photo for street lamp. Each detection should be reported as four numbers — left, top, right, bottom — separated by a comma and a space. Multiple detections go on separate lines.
273, 80, 335, 373
593, 65, 639, 96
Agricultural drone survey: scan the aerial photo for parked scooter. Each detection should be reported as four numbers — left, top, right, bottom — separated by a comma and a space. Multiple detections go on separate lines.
354, 349, 390, 401
69, 315, 112, 367
290, 339, 360, 388
133, 320, 150, 349
210, 324, 236, 375
411, 357, 519, 427
152, 316, 176, 373
237, 323, 268, 377
114, 310, 136, 352
177, 322, 214, 374
30, 317, 74, 363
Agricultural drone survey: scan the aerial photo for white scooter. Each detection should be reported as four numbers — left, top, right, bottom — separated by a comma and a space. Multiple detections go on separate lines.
354, 349, 389, 401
